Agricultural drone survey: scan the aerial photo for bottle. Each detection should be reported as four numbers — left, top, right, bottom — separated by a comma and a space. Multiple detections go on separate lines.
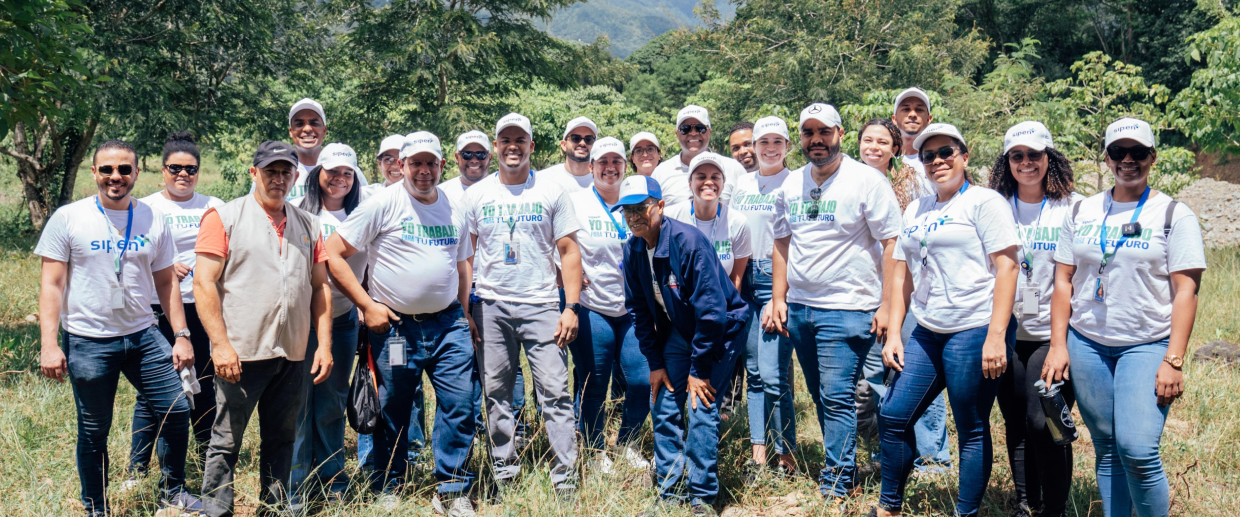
1034, 379, 1078, 445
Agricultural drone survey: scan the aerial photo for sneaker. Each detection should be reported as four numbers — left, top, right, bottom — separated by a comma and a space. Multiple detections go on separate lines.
689, 499, 716, 516
621, 445, 651, 470
156, 491, 204, 516
590, 452, 616, 475
554, 482, 578, 500
376, 493, 400, 512
432, 493, 477, 516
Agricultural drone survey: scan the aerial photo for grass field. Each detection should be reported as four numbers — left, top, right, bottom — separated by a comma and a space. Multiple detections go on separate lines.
0, 159, 1236, 516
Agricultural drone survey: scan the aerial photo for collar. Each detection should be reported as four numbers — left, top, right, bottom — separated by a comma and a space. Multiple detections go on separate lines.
652, 216, 674, 258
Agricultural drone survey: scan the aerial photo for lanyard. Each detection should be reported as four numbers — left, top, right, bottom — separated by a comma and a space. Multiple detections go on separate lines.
1098, 186, 1149, 274
691, 202, 722, 243
502, 171, 535, 241
1010, 196, 1047, 280
917, 181, 969, 266
95, 196, 134, 280
592, 187, 626, 240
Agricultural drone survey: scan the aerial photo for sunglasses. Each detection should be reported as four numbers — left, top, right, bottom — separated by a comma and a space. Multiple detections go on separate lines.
567, 134, 596, 145
920, 145, 961, 164
678, 124, 708, 135
98, 164, 134, 176
459, 150, 489, 161
166, 164, 199, 176
808, 187, 823, 220
1007, 150, 1045, 163
1106, 144, 1152, 162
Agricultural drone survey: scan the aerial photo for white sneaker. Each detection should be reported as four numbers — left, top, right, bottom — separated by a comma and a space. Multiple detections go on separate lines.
432, 493, 477, 516
377, 493, 400, 512
589, 451, 615, 475
622, 445, 652, 470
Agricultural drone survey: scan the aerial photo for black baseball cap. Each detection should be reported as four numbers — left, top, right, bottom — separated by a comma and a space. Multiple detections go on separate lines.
253, 141, 299, 168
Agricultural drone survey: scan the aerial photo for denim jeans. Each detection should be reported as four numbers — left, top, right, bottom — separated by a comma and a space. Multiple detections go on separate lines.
291, 309, 359, 497
65, 326, 192, 514
370, 303, 479, 495
356, 378, 424, 469
1068, 329, 1170, 517
784, 304, 874, 498
570, 308, 651, 451
878, 319, 1015, 516
651, 330, 740, 504
740, 259, 774, 453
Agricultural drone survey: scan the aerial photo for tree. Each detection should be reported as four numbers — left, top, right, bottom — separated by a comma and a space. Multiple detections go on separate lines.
1172, 15, 1240, 157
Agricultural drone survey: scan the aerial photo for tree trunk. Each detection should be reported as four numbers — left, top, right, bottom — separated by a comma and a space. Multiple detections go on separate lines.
3, 116, 97, 231
57, 118, 98, 209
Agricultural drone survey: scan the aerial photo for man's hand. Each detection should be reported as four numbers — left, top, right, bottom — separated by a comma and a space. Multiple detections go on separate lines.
40, 346, 67, 382
364, 301, 400, 335
171, 336, 195, 371
310, 344, 333, 385
173, 262, 193, 281
687, 375, 715, 410
1155, 361, 1185, 407
213, 342, 243, 383
649, 368, 674, 403
982, 335, 1008, 380
465, 313, 482, 347
554, 309, 579, 348
871, 304, 890, 345
765, 300, 789, 336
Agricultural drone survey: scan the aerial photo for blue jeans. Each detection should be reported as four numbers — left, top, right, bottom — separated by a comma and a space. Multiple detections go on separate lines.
652, 330, 740, 504
784, 304, 874, 498
740, 259, 774, 453
65, 326, 191, 513
1068, 329, 1170, 517
370, 303, 479, 495
291, 309, 358, 496
862, 312, 952, 468
570, 308, 651, 450
356, 366, 428, 468
878, 320, 1015, 516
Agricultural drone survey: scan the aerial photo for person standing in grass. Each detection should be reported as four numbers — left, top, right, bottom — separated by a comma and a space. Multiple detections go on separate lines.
36, 139, 204, 516
629, 132, 663, 177
1045, 118, 1206, 517
195, 141, 335, 517
125, 132, 225, 487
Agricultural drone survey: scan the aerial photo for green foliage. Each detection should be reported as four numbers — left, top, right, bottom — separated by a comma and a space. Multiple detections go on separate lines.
506, 82, 670, 168
1172, 15, 1240, 157
621, 30, 711, 115
0, 0, 99, 142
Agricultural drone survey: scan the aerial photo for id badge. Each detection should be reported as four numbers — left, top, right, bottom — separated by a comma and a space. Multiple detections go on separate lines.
1020, 287, 1040, 315
913, 280, 930, 305
1093, 278, 1106, 303
388, 333, 408, 367
110, 287, 126, 310
504, 241, 520, 265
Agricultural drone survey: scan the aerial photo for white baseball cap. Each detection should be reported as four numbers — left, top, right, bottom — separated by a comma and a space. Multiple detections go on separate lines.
612, 175, 663, 212
1104, 117, 1156, 148
590, 137, 625, 162
455, 130, 490, 152
912, 123, 967, 152
676, 105, 711, 129
318, 143, 361, 175
798, 103, 843, 132
562, 116, 599, 140
1003, 121, 1054, 154
288, 98, 326, 126
753, 116, 790, 140
377, 134, 405, 157
495, 112, 533, 140
400, 131, 443, 161
893, 87, 931, 116
688, 152, 729, 177
629, 132, 661, 152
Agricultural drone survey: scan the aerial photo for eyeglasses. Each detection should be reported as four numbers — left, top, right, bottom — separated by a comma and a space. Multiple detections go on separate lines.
621, 202, 654, 217
807, 187, 823, 220
632, 145, 659, 156
166, 164, 199, 176
380, 156, 399, 165
98, 165, 134, 176
567, 134, 596, 145
920, 145, 961, 164
678, 124, 708, 135
1106, 144, 1152, 162
459, 150, 489, 161
1007, 150, 1045, 163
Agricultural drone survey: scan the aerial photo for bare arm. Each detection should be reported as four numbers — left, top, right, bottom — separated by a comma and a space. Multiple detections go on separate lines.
38, 258, 68, 382
882, 259, 913, 371
193, 253, 241, 382
1043, 263, 1075, 383
554, 234, 582, 347
766, 236, 792, 336
326, 232, 398, 334
308, 261, 334, 385
873, 237, 897, 342
729, 256, 749, 292
154, 266, 194, 370
983, 246, 1019, 379
1157, 269, 1203, 406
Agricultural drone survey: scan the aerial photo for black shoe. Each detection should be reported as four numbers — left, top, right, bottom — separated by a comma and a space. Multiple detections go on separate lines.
741, 460, 764, 484
1009, 502, 1034, 517
689, 499, 716, 516
865, 508, 879, 517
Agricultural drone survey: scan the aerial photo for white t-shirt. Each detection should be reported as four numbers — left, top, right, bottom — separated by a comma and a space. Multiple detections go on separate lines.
894, 186, 1020, 333
650, 152, 743, 207
901, 154, 936, 198
336, 185, 472, 315
773, 158, 903, 311
664, 202, 752, 276
34, 196, 176, 338
1009, 193, 1084, 341
140, 192, 225, 303
1054, 191, 1207, 347
731, 168, 791, 264
542, 163, 594, 193
463, 171, 580, 304
569, 188, 629, 317
319, 207, 370, 317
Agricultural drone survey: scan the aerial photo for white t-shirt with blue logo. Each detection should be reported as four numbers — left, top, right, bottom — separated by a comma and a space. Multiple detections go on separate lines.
1008, 193, 1084, 341
34, 196, 176, 338
664, 202, 752, 277
569, 188, 629, 317
140, 192, 225, 303
288, 197, 370, 318
542, 163, 595, 194
731, 168, 790, 266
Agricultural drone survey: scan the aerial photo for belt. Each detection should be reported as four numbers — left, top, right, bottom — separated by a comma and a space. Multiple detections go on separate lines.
402, 301, 461, 323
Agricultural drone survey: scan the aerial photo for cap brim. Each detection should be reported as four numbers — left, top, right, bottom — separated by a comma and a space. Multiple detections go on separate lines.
255, 155, 299, 169
496, 122, 532, 138
611, 194, 655, 212
1003, 140, 1049, 154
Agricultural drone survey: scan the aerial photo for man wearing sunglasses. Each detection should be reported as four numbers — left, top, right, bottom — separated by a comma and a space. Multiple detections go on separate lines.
440, 130, 495, 205
36, 139, 204, 515
543, 116, 599, 193
892, 88, 937, 198
765, 103, 904, 506
651, 105, 745, 206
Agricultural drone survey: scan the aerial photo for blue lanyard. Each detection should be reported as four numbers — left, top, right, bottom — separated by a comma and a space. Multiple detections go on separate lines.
95, 196, 134, 279
1011, 196, 1047, 279
689, 202, 721, 218
592, 187, 626, 240
917, 181, 969, 265
1098, 186, 1149, 273
690, 202, 722, 243
504, 170, 536, 240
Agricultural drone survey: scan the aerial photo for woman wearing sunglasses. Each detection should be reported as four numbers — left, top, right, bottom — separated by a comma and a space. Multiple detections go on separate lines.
986, 121, 1082, 517
874, 123, 1020, 517
629, 132, 663, 177
126, 131, 225, 484
1045, 118, 1205, 517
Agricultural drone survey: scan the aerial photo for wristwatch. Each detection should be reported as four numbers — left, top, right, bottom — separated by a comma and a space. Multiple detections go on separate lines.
565, 303, 582, 315
173, 328, 192, 340
1163, 354, 1184, 369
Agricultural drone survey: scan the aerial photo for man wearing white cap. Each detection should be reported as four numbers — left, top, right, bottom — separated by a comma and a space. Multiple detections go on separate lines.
325, 131, 480, 513
891, 88, 935, 197
651, 105, 746, 206
440, 130, 494, 205
366, 134, 407, 194
765, 103, 904, 503
543, 116, 599, 193
277, 98, 368, 200
463, 112, 583, 496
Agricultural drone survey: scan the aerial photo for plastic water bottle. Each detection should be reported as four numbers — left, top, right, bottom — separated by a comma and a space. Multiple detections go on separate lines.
1034, 379, 1078, 445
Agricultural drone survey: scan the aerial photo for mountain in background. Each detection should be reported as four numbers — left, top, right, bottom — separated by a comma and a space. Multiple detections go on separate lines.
540, 0, 736, 58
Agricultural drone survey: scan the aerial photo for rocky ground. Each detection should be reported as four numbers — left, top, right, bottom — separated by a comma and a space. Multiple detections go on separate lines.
1176, 177, 1240, 248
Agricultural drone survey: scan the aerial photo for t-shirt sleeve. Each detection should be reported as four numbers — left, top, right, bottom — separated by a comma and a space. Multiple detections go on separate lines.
974, 193, 1020, 255
866, 178, 904, 240
313, 236, 328, 263
551, 190, 581, 241
454, 205, 475, 262
151, 215, 177, 271
1054, 202, 1078, 265
772, 188, 792, 239
732, 214, 753, 259
32, 208, 72, 262
892, 202, 913, 262
335, 195, 383, 252
1166, 204, 1207, 273
195, 208, 229, 258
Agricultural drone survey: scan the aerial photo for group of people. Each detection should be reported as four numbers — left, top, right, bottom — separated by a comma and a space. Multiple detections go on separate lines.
35, 89, 1205, 517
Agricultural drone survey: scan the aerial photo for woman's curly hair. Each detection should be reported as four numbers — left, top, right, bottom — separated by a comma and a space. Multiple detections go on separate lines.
988, 147, 1076, 201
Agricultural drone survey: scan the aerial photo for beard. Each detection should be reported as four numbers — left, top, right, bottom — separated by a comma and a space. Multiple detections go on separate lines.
568, 154, 589, 163
804, 142, 841, 167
